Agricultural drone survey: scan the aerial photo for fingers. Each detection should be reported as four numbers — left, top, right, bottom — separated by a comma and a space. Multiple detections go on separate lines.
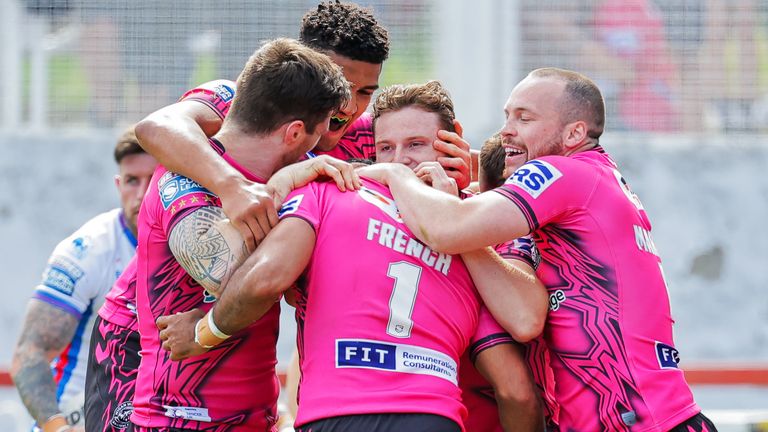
233, 220, 258, 253
436, 130, 471, 152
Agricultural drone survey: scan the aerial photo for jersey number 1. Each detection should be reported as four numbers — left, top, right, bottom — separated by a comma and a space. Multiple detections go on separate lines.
386, 261, 422, 338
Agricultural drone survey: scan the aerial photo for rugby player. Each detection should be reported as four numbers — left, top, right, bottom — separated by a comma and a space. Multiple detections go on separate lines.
358, 67, 717, 432
11, 129, 157, 432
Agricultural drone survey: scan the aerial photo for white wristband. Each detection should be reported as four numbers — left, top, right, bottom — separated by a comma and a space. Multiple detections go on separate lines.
208, 308, 231, 339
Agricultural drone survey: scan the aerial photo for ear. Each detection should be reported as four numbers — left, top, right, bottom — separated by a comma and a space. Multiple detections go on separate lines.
453, 119, 464, 138
283, 120, 307, 147
563, 120, 588, 150
114, 174, 121, 190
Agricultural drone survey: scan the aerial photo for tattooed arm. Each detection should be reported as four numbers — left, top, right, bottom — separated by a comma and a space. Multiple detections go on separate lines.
11, 299, 78, 428
168, 206, 248, 297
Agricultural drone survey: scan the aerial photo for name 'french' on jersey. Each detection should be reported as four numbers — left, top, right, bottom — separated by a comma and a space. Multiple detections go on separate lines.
494, 147, 700, 431
34, 208, 137, 420
279, 179, 480, 430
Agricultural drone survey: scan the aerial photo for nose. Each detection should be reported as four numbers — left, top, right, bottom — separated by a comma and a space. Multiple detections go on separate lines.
338, 94, 358, 117
392, 146, 414, 168
500, 118, 517, 139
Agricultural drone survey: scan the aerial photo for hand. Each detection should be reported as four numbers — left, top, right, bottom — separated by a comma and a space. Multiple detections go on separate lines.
414, 161, 458, 196
218, 178, 278, 253
157, 308, 208, 361
268, 155, 361, 205
433, 129, 472, 190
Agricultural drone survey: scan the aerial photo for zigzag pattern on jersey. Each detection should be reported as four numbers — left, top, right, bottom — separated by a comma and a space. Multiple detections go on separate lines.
523, 337, 559, 426
335, 127, 375, 160
146, 256, 251, 430
536, 226, 644, 432
92, 319, 139, 432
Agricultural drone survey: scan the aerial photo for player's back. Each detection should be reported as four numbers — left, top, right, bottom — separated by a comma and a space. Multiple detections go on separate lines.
282, 179, 479, 429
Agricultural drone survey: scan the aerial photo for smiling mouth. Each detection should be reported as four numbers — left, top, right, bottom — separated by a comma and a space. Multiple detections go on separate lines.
504, 147, 525, 157
329, 116, 350, 132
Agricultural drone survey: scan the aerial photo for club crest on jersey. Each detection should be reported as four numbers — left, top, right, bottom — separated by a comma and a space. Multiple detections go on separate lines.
278, 194, 304, 217
506, 160, 562, 199
42, 256, 85, 296
359, 187, 402, 223
655, 341, 680, 369
158, 173, 214, 209
213, 83, 234, 102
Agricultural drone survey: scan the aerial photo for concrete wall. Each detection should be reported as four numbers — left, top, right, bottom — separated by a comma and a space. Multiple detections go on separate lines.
1, 131, 766, 368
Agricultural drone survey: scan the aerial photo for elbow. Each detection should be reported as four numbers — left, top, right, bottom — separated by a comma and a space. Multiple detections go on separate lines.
240, 261, 290, 303
134, 116, 162, 151
421, 225, 463, 255
509, 316, 545, 343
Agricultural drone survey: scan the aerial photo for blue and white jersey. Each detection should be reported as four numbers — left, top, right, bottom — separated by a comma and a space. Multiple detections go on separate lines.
33, 208, 137, 419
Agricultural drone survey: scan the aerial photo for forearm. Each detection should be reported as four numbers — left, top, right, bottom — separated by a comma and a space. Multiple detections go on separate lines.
212, 260, 284, 336
135, 108, 246, 197
211, 219, 315, 335
461, 248, 547, 342
385, 164, 464, 251
11, 354, 60, 424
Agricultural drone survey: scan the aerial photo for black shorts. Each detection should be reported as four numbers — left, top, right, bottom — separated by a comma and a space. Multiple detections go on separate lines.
84, 316, 141, 432
669, 412, 718, 432
295, 413, 461, 432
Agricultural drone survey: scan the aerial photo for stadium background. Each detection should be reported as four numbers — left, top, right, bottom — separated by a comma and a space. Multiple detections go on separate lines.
1, 0, 767, 429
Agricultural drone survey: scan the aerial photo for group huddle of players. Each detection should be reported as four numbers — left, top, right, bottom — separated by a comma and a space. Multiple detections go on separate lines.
12, 2, 718, 432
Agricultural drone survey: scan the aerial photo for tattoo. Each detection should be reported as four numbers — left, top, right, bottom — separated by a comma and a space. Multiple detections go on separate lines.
169, 206, 248, 295
12, 300, 78, 423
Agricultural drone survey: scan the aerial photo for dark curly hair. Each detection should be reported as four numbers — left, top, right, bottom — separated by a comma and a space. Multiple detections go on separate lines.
300, 1, 390, 64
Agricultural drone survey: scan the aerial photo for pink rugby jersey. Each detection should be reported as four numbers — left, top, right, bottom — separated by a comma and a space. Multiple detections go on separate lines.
97, 81, 235, 332
314, 112, 376, 160
494, 147, 699, 431
280, 179, 480, 429
131, 139, 280, 431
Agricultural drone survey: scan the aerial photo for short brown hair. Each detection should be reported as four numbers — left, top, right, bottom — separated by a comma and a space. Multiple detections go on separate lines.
479, 132, 506, 191
228, 38, 350, 135
300, 1, 390, 64
372, 80, 456, 133
530, 67, 606, 140
114, 125, 146, 164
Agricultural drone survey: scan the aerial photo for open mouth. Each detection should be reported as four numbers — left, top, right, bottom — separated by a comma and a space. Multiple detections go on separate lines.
329, 116, 350, 132
504, 146, 525, 157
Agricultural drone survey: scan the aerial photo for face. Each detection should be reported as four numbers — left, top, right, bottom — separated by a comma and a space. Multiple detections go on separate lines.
500, 76, 567, 170
115, 153, 158, 235
374, 106, 447, 168
315, 53, 382, 152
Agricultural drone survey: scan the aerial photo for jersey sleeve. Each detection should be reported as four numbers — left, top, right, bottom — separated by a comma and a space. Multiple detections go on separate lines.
34, 227, 111, 319
178, 79, 237, 120
493, 156, 597, 233
494, 235, 541, 270
154, 171, 221, 235
277, 182, 323, 231
468, 305, 516, 362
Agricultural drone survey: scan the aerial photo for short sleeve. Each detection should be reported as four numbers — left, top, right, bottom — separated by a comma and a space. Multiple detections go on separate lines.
494, 235, 541, 270
155, 171, 221, 235
34, 228, 110, 318
278, 182, 323, 231
493, 156, 596, 232
178, 79, 237, 120
468, 305, 516, 362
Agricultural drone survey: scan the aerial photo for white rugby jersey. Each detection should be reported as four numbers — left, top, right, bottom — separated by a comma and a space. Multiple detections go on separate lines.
33, 208, 136, 419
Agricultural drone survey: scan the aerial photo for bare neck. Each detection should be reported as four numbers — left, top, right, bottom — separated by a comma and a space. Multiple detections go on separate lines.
214, 126, 283, 180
